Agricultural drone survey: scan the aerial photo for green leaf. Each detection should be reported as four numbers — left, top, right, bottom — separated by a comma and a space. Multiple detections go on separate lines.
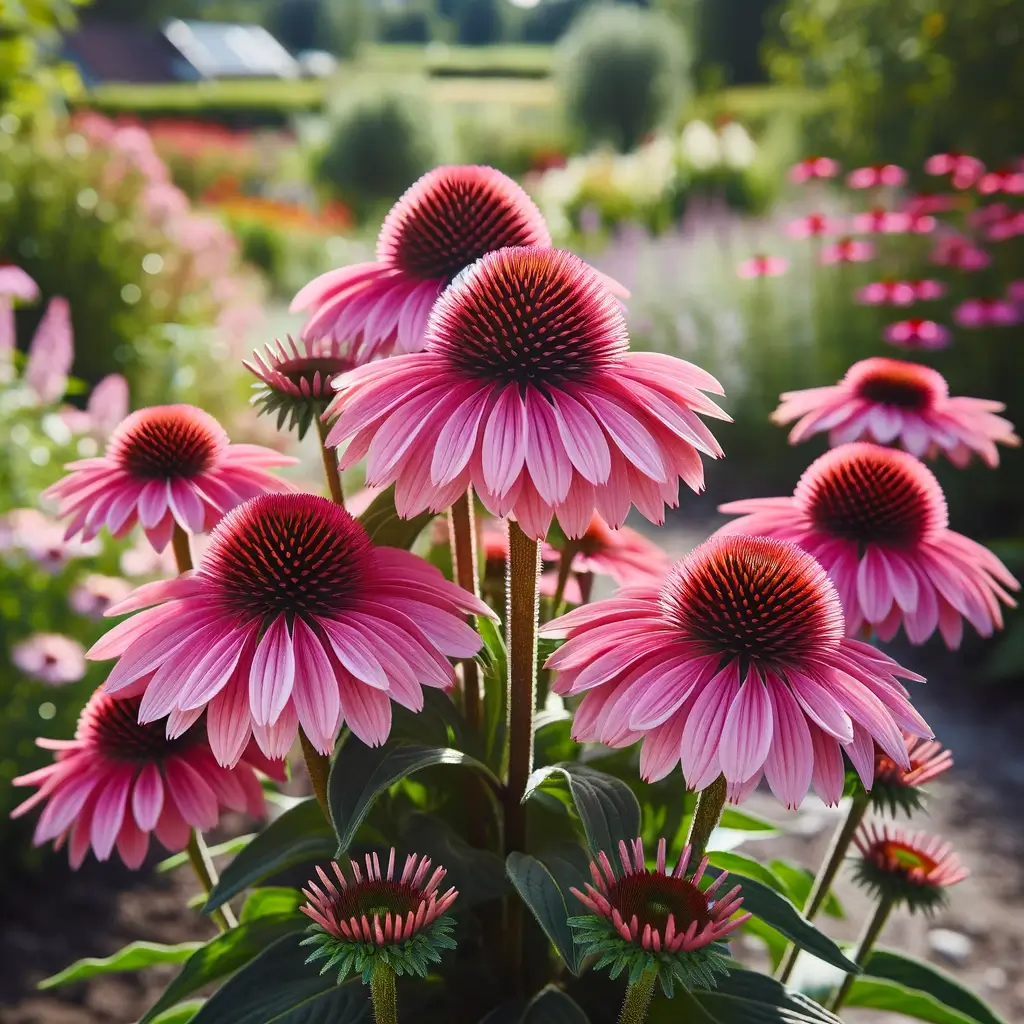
39, 942, 202, 990
846, 977, 978, 1024
707, 852, 787, 892
158, 835, 255, 873
769, 860, 844, 918
675, 968, 843, 1023
718, 807, 780, 833
141, 915, 308, 1023
523, 763, 641, 857
704, 870, 858, 974
204, 799, 335, 914
329, 740, 499, 856
506, 852, 582, 975
148, 1001, 205, 1024
522, 985, 591, 1023
190, 935, 370, 1024
864, 949, 1008, 1024
240, 888, 304, 923
740, 916, 789, 971
357, 484, 434, 549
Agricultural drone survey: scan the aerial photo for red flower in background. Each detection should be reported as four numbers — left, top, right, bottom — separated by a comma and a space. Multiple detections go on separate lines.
789, 156, 840, 184
847, 164, 906, 189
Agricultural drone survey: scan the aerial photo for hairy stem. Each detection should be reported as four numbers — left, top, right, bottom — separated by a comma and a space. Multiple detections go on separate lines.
687, 774, 728, 861
187, 829, 236, 931
299, 728, 332, 822
619, 965, 658, 1024
776, 792, 868, 983
448, 491, 482, 732
171, 524, 193, 574
316, 416, 345, 508
829, 894, 894, 1012
370, 963, 399, 1024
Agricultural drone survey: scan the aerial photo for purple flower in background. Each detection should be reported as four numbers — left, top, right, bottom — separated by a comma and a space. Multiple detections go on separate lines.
23, 297, 73, 404
954, 298, 1020, 328
11, 633, 87, 686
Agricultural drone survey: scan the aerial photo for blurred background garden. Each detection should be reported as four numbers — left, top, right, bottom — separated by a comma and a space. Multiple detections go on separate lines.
1, 0, 1023, 1020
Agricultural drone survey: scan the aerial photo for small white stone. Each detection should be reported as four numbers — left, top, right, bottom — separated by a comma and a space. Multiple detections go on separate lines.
927, 928, 974, 966
983, 967, 1007, 991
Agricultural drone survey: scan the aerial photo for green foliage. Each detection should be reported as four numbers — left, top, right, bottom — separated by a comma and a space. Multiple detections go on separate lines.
0, 0, 84, 115
315, 90, 438, 217
39, 942, 203, 990
557, 5, 691, 153
767, 0, 1024, 167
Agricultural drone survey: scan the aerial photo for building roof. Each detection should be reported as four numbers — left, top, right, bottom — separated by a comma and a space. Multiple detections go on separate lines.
162, 20, 300, 80
63, 24, 186, 86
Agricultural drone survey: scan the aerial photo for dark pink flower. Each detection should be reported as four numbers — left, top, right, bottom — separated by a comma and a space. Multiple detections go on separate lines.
821, 237, 875, 264
986, 212, 1024, 242
789, 157, 840, 184
737, 254, 789, 278
787, 212, 842, 238
977, 167, 1024, 195
930, 235, 990, 271
1008, 280, 1024, 306
851, 208, 912, 234
884, 319, 952, 350
903, 193, 957, 218
953, 298, 1020, 328
11, 688, 284, 868
847, 164, 906, 189
543, 513, 670, 588
856, 280, 946, 306
925, 152, 984, 189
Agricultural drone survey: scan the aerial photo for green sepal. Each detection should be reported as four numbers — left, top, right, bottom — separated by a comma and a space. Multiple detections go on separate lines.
852, 859, 949, 915
249, 381, 329, 440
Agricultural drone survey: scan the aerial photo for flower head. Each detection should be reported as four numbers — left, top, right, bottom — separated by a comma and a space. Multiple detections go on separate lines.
291, 165, 552, 362
953, 297, 1019, 328
569, 837, 747, 994
70, 573, 135, 619
326, 246, 727, 540
245, 336, 353, 439
847, 165, 906, 189
544, 534, 930, 808
884, 319, 951, 350
821, 237, 875, 264
11, 688, 283, 868
737, 254, 788, 279
12, 633, 86, 685
925, 152, 984, 189
771, 357, 1019, 467
718, 443, 1019, 647
0, 263, 40, 302
91, 493, 492, 763
853, 823, 968, 913
851, 208, 911, 234
787, 212, 842, 238
931, 235, 990, 271
789, 157, 840, 184
977, 167, 1024, 195
856, 280, 945, 306
866, 733, 953, 816
43, 404, 296, 551
0, 508, 100, 571
543, 513, 670, 588
300, 850, 457, 984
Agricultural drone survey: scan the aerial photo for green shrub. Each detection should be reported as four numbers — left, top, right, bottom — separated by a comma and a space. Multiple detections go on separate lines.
316, 91, 438, 216
557, 5, 691, 152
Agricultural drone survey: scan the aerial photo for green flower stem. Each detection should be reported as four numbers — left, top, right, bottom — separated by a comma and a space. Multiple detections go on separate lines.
448, 490, 482, 734
549, 537, 581, 617
299, 728, 332, 821
187, 829, 236, 931
776, 791, 869, 983
504, 520, 541, 991
829, 893, 895, 1012
316, 416, 345, 508
619, 965, 658, 1024
370, 963, 399, 1024
687, 774, 728, 862
171, 524, 193, 574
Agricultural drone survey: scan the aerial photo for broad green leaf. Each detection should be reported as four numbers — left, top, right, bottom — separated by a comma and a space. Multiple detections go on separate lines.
479, 1006, 522, 1024
523, 763, 641, 857
677, 968, 843, 1023
741, 916, 789, 971
204, 799, 335, 913
708, 852, 787, 892
149, 1001, 205, 1024
653, 988, 718, 1023
190, 935, 370, 1024
506, 852, 581, 975
158, 835, 255, 873
719, 808, 780, 833
865, 949, 1008, 1024
357, 484, 434, 549
39, 941, 202, 990
704, 870, 858, 974
141, 914, 307, 1023
329, 740, 499, 856
240, 888, 304, 923
846, 977, 978, 1024
769, 860, 844, 918
522, 985, 591, 1023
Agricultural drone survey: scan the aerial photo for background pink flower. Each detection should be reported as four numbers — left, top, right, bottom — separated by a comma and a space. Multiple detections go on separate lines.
925, 152, 984, 189
787, 212, 842, 238
69, 574, 135, 619
930, 236, 990, 271
954, 298, 1019, 328
542, 513, 670, 588
737, 254, 789, 278
821, 237, 875, 263
12, 633, 87, 685
851, 209, 911, 234
884, 319, 952, 350
789, 157, 840, 184
847, 165, 906, 188
23, 297, 73, 404
857, 281, 917, 306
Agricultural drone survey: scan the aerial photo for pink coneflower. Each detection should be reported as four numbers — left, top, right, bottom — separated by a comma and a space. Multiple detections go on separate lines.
291, 166, 552, 362
772, 357, 1018, 467
986, 211, 1024, 242
62, 374, 130, 439
787, 212, 842, 238
245, 335, 353, 439
0, 508, 100, 572
569, 838, 748, 992
24, 297, 73, 404
69, 573, 134, 619
737, 254, 788, 278
847, 165, 906, 189
853, 823, 968, 913
821, 237, 875, 264
91, 493, 492, 762
977, 167, 1024, 195
0, 264, 39, 358
717, 443, 1019, 647
903, 193, 957, 218
12, 633, 87, 686
1008, 280, 1024, 306
300, 851, 458, 988
544, 513, 670, 589
11, 688, 283, 868
543, 534, 930, 808
851, 209, 912, 234
789, 157, 840, 184
43, 405, 296, 551
930, 235, 990, 271
325, 247, 727, 540
925, 152, 984, 189
884, 319, 952, 350
870, 733, 953, 816
953, 297, 1020, 328
857, 279, 946, 305
480, 522, 582, 604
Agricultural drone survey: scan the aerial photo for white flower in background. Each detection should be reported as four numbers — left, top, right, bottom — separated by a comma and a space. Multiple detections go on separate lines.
680, 121, 721, 171
719, 122, 758, 169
